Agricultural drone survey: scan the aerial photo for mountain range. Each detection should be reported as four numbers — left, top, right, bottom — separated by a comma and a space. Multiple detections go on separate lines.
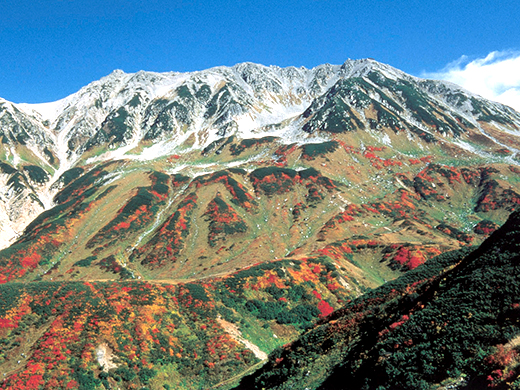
1, 58, 520, 389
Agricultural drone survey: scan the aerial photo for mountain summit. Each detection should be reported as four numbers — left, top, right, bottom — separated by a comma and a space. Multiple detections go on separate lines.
2, 59, 519, 249
1, 59, 520, 389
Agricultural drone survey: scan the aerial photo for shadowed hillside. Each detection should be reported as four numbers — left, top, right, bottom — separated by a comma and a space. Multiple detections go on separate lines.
236, 210, 520, 389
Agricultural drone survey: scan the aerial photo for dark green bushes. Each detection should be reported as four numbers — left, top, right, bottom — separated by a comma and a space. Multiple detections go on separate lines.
301, 141, 339, 160
23, 165, 50, 184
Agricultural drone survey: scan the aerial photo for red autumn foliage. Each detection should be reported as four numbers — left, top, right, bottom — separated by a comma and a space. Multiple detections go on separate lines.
389, 314, 410, 330
312, 290, 322, 300
318, 300, 334, 317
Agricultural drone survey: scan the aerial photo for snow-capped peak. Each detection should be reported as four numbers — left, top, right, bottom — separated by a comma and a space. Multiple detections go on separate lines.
3, 58, 520, 175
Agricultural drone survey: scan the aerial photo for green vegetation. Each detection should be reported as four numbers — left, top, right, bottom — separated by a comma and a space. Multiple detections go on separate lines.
229, 136, 278, 156
53, 164, 112, 205
58, 167, 85, 187
0, 163, 29, 194
471, 97, 514, 124
0, 162, 17, 175
303, 88, 363, 133
73, 256, 97, 267
43, 147, 56, 164
193, 169, 256, 210
301, 141, 339, 160
0, 253, 355, 389
22, 165, 50, 184
204, 195, 248, 247
367, 71, 466, 137
2, 59, 520, 390
373, 101, 404, 132
202, 136, 235, 155
237, 210, 520, 390
137, 192, 198, 267
127, 94, 141, 108
195, 84, 212, 101
86, 107, 131, 149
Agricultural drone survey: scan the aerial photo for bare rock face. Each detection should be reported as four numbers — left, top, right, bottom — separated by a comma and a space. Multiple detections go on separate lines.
0, 165, 46, 249
0, 195, 44, 249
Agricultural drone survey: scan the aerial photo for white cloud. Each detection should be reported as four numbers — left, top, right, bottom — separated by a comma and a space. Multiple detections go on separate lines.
423, 50, 520, 112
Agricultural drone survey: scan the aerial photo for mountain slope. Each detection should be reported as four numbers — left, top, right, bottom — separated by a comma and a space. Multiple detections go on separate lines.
1, 58, 520, 389
2, 59, 520, 248
235, 210, 520, 389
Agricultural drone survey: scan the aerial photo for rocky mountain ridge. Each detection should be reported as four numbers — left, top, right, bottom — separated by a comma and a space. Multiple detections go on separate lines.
7, 58, 520, 167
1, 59, 520, 249
1, 58, 520, 286
1, 58, 520, 389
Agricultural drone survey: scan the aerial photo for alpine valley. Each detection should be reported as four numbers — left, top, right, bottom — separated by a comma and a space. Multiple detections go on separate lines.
1, 59, 520, 389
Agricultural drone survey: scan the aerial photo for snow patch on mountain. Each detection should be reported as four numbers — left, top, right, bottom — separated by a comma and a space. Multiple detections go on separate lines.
1, 58, 520, 251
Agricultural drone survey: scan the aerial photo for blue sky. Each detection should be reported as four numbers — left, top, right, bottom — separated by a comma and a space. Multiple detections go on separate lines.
1, 0, 519, 108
